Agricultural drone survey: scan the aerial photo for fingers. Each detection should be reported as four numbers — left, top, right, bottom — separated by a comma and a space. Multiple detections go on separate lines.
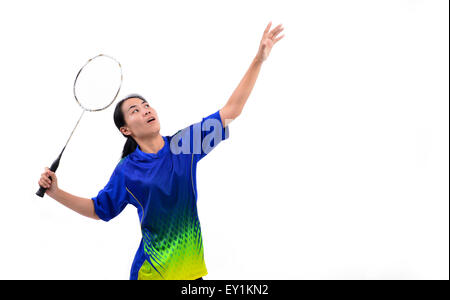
270, 25, 284, 39
263, 22, 284, 43
38, 177, 51, 189
264, 21, 272, 35
39, 174, 51, 188
46, 167, 56, 181
274, 34, 285, 44
39, 167, 55, 189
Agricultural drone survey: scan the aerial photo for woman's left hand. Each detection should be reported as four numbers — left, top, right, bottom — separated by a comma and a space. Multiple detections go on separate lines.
255, 21, 285, 63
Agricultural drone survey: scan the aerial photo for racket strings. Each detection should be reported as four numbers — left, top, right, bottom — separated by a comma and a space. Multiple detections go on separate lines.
73, 54, 123, 112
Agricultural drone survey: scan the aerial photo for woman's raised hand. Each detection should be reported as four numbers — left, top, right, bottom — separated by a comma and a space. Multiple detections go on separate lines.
255, 21, 285, 63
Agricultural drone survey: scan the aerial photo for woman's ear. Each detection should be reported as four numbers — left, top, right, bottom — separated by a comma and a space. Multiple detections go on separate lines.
120, 126, 131, 136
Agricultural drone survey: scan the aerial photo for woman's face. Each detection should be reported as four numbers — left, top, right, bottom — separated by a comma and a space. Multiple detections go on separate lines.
120, 97, 160, 139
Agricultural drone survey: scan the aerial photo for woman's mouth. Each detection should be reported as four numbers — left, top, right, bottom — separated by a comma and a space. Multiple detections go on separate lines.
147, 117, 155, 124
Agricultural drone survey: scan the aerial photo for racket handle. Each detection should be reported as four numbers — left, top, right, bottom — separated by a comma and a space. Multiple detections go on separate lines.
36, 147, 65, 198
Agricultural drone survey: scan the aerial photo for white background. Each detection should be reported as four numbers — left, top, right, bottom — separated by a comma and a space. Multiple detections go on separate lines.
0, 0, 448, 279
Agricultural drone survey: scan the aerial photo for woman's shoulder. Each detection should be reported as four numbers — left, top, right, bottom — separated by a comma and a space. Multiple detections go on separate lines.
112, 156, 130, 175
118, 156, 127, 165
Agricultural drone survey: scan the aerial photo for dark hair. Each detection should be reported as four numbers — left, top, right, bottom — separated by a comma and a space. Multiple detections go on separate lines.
113, 93, 148, 159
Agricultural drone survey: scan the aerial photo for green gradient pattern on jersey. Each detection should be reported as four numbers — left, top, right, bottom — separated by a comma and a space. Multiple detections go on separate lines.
137, 194, 206, 280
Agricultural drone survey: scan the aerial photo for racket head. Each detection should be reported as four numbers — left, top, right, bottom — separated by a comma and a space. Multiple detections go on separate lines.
73, 54, 123, 112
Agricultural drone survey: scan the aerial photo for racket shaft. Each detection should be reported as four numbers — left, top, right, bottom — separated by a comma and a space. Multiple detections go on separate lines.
36, 110, 83, 198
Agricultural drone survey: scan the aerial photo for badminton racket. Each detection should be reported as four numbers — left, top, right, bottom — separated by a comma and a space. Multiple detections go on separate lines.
36, 54, 123, 197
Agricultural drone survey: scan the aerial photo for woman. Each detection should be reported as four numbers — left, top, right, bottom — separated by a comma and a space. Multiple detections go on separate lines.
38, 22, 284, 280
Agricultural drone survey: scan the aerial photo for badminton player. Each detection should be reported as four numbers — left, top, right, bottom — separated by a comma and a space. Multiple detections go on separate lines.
38, 22, 285, 280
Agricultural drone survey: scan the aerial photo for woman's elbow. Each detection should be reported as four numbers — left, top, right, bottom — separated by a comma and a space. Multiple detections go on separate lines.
220, 106, 240, 126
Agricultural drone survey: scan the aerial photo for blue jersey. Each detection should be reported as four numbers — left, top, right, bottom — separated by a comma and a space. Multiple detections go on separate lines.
92, 110, 229, 280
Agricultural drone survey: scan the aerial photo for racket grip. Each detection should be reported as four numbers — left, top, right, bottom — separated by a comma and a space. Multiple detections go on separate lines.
36, 147, 65, 198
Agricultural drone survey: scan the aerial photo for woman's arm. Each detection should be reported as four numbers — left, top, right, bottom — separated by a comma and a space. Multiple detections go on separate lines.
48, 188, 100, 220
39, 167, 100, 220
220, 57, 263, 127
220, 22, 285, 128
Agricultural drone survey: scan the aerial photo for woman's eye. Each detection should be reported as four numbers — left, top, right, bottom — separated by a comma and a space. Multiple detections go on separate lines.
133, 109, 138, 113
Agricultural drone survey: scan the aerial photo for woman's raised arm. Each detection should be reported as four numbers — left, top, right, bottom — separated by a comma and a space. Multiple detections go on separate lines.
220, 22, 285, 128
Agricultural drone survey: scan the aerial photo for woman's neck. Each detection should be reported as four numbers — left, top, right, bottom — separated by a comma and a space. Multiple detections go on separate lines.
137, 134, 165, 154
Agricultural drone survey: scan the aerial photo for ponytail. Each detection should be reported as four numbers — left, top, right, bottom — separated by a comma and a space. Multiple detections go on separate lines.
122, 136, 138, 159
